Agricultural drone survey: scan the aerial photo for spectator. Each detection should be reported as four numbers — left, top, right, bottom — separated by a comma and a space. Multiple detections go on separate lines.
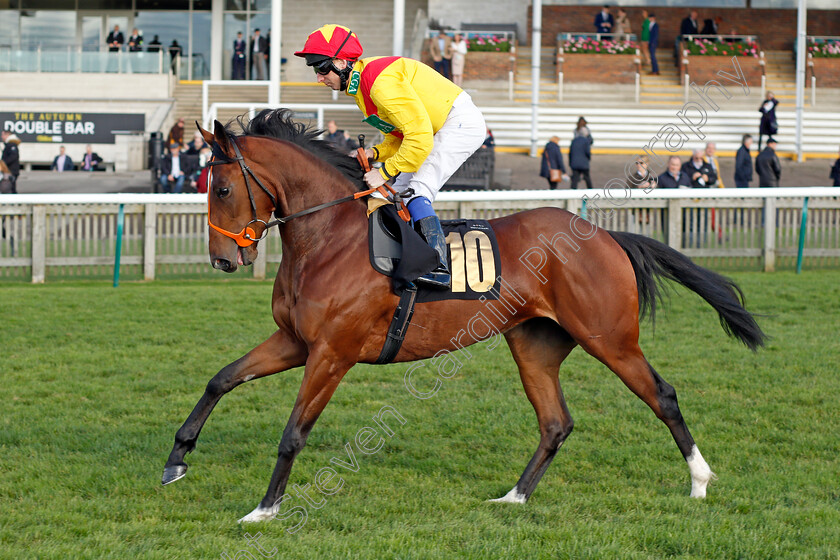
169, 40, 182, 74
167, 117, 186, 149
429, 30, 453, 80
831, 146, 840, 187
1, 129, 21, 193
658, 156, 691, 189
324, 120, 352, 152
574, 116, 592, 142
648, 14, 660, 76
127, 28, 143, 52
615, 8, 632, 42
628, 155, 655, 190
482, 127, 495, 149
106, 25, 124, 52
569, 128, 593, 190
682, 149, 717, 188
755, 137, 781, 187
147, 34, 162, 52
703, 142, 723, 187
680, 10, 700, 37
232, 31, 247, 80
51, 146, 74, 172
451, 34, 467, 87
701, 17, 723, 36
195, 146, 212, 194
80, 144, 103, 172
640, 10, 651, 67
758, 91, 779, 150
0, 161, 13, 194
540, 136, 568, 190
724, 27, 740, 43
678, 10, 700, 62
734, 134, 753, 188
251, 29, 268, 80
186, 131, 209, 155
594, 5, 614, 37
160, 142, 195, 193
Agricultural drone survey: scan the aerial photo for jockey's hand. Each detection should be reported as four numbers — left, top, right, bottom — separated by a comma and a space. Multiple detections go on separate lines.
347, 148, 375, 160
364, 169, 387, 188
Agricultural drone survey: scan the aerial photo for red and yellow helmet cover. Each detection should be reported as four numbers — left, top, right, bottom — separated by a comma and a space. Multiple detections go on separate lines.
294, 24, 363, 61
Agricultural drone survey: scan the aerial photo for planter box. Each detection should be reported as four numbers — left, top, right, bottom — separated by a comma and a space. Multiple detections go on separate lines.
681, 54, 762, 90
811, 58, 840, 88
559, 53, 638, 84
420, 47, 514, 81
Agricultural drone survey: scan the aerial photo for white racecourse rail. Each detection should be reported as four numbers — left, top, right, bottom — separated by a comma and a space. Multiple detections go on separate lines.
1, 188, 839, 283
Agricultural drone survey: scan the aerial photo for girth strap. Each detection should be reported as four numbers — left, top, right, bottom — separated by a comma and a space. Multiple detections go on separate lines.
375, 285, 418, 364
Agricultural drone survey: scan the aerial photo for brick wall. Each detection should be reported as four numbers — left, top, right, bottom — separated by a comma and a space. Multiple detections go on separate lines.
531, 6, 840, 51
561, 54, 638, 84
680, 54, 763, 89
811, 58, 840, 88
420, 44, 514, 80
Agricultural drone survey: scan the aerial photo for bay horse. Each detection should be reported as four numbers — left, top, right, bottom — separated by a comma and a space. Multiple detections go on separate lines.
162, 109, 765, 522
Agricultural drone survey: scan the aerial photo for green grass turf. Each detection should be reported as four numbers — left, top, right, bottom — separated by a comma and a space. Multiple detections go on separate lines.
1, 271, 838, 559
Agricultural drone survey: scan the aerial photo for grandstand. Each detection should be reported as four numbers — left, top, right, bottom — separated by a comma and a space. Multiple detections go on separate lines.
1, 0, 838, 178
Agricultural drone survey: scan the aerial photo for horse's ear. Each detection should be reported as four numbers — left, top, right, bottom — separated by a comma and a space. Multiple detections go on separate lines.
197, 121, 214, 145
212, 119, 232, 156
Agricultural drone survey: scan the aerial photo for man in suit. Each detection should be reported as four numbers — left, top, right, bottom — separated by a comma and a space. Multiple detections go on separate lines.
658, 156, 692, 189
106, 25, 124, 52
681, 10, 700, 37
703, 142, 723, 187
594, 5, 614, 37
159, 142, 196, 193
250, 28, 268, 80
80, 145, 103, 171
734, 134, 753, 188
1, 130, 20, 193
232, 32, 246, 80
648, 14, 660, 76
51, 146, 73, 172
428, 30, 453, 80
755, 137, 781, 187
682, 149, 717, 188
127, 28, 143, 52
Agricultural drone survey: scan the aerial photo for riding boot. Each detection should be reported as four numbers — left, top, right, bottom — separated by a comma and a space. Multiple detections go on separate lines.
415, 215, 451, 290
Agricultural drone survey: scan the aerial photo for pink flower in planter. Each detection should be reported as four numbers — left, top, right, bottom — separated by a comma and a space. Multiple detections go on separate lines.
595, 47, 600, 52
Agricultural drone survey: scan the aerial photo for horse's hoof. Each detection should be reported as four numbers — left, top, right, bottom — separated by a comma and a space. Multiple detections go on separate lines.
488, 486, 527, 504
161, 464, 188, 486
238, 505, 278, 523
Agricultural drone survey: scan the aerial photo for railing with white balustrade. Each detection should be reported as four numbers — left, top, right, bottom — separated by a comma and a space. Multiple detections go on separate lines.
1, 188, 838, 283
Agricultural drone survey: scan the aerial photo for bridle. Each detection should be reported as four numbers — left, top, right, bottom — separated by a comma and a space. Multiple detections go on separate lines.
206, 133, 410, 248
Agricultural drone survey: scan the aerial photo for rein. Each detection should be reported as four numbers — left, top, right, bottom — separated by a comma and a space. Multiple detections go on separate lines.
206, 134, 409, 248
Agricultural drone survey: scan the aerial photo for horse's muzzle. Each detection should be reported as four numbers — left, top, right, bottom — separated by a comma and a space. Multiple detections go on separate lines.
211, 246, 254, 272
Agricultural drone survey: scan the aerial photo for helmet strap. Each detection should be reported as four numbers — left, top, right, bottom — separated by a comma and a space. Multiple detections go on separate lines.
336, 60, 355, 91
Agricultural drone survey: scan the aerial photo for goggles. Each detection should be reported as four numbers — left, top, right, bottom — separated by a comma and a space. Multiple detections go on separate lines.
312, 58, 335, 76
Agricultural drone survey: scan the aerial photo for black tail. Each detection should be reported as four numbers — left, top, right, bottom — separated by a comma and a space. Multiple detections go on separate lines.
608, 230, 766, 351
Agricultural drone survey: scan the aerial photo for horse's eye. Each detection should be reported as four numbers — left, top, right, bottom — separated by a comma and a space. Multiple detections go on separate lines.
215, 186, 230, 199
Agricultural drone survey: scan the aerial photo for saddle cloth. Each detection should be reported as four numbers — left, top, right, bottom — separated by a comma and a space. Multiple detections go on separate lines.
367, 202, 501, 303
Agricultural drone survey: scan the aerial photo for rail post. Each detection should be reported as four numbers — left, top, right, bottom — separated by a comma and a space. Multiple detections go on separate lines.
667, 198, 682, 250
144, 203, 157, 280
113, 203, 125, 287
763, 196, 776, 272
31, 205, 46, 284
796, 197, 809, 274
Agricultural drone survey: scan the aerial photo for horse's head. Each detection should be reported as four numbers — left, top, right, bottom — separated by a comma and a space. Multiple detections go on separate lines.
201, 120, 277, 273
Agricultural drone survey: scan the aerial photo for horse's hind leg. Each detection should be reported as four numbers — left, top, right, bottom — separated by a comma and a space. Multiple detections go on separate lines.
583, 336, 714, 498
491, 318, 576, 503
162, 329, 307, 485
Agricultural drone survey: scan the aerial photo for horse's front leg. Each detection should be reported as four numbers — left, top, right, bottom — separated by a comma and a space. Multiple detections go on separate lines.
162, 328, 307, 485
239, 346, 353, 522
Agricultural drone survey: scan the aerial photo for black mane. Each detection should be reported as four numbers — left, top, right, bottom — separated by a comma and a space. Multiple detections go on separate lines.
226, 109, 364, 186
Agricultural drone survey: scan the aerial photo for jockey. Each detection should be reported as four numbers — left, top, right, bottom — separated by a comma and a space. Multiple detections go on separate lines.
294, 24, 487, 290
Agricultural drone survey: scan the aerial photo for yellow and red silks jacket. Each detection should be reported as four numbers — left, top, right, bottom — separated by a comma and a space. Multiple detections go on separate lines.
345, 56, 463, 181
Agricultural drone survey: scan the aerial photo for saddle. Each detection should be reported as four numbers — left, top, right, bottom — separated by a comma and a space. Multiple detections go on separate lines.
367, 200, 502, 304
